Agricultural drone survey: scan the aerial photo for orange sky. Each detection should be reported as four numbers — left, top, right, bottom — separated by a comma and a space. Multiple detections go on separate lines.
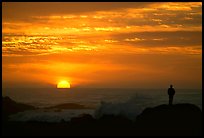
2, 2, 202, 88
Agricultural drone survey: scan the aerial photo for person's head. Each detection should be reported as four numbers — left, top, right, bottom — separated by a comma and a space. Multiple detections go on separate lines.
170, 84, 173, 88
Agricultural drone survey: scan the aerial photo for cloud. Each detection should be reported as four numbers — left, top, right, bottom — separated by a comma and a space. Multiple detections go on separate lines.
2, 2, 151, 22
112, 31, 202, 47
2, 2, 202, 58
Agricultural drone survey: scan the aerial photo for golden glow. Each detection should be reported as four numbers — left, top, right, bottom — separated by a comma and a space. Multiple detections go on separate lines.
57, 80, 71, 88
2, 2, 202, 88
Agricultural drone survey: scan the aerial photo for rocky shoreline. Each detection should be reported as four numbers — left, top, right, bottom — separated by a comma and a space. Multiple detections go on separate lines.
2, 97, 202, 136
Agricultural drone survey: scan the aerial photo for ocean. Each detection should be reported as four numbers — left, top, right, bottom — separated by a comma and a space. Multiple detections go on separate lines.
2, 88, 202, 122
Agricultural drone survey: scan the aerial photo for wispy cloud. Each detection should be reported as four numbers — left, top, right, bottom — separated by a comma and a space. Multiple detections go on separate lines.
2, 2, 202, 88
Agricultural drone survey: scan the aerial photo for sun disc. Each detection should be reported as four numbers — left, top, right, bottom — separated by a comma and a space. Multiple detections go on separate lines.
57, 80, 71, 88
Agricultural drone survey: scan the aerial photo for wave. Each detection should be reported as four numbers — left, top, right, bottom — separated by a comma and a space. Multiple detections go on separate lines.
9, 109, 95, 123
7, 91, 202, 123
94, 95, 152, 120
8, 95, 155, 122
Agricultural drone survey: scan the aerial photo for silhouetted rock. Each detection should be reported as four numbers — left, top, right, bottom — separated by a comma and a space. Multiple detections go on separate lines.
71, 114, 95, 124
135, 104, 202, 136
2, 97, 202, 136
98, 114, 132, 126
2, 96, 36, 120
45, 103, 92, 109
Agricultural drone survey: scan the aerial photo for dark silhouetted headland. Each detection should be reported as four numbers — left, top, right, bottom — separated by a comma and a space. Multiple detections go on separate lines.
135, 104, 202, 136
2, 96, 36, 121
2, 97, 202, 136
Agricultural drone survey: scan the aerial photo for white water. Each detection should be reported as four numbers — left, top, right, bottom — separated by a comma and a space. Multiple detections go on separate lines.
3, 88, 202, 122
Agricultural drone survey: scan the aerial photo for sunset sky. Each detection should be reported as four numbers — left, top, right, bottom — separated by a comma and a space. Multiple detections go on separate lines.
2, 2, 202, 89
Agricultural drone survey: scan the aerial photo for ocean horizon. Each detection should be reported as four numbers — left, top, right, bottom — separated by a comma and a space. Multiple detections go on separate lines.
2, 87, 202, 122
2, 87, 202, 108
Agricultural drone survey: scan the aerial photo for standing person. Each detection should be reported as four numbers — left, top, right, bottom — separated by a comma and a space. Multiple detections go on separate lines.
168, 85, 175, 105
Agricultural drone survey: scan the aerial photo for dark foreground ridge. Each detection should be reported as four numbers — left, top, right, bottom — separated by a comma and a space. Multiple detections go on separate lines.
2, 96, 36, 120
135, 104, 202, 136
2, 97, 202, 136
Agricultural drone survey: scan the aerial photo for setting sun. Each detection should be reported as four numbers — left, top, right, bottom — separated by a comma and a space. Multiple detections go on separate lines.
1, 2, 202, 136
57, 80, 71, 88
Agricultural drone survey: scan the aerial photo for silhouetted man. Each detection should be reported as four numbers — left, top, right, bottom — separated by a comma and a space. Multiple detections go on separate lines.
168, 85, 175, 105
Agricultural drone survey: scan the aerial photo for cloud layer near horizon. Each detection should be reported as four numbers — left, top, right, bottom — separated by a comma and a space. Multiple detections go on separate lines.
2, 2, 202, 88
